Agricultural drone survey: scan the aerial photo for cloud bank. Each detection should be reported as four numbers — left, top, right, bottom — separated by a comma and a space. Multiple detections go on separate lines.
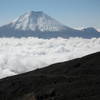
0, 37, 100, 78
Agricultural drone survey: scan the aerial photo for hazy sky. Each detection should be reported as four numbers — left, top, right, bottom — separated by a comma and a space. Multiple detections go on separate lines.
0, 0, 100, 29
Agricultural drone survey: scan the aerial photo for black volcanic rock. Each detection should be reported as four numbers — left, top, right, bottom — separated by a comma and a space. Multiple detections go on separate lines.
0, 52, 100, 100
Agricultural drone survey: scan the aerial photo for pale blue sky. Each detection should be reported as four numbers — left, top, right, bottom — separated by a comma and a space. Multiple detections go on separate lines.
0, 0, 100, 29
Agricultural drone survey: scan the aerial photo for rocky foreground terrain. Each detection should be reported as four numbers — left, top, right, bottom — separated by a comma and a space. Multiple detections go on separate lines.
0, 52, 100, 100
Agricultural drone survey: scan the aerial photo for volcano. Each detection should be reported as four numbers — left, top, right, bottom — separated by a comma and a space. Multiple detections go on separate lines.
0, 11, 100, 38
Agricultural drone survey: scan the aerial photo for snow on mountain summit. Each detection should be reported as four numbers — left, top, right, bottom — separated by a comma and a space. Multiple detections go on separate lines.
0, 11, 100, 38
10, 11, 67, 32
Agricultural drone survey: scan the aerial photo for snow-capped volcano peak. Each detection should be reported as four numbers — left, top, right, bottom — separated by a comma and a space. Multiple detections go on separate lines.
10, 11, 67, 32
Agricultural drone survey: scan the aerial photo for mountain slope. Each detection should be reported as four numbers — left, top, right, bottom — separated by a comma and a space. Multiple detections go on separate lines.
9, 11, 69, 32
0, 11, 100, 38
0, 52, 100, 100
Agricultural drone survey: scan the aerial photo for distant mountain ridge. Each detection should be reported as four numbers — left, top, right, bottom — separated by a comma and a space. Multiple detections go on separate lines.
0, 11, 100, 38
9, 11, 69, 32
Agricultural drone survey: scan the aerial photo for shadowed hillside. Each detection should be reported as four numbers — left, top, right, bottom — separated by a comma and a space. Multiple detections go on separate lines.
0, 52, 100, 100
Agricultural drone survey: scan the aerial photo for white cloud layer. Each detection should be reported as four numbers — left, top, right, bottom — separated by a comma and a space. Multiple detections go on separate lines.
0, 37, 100, 78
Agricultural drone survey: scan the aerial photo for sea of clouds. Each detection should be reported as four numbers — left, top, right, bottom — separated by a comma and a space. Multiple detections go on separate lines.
0, 37, 100, 78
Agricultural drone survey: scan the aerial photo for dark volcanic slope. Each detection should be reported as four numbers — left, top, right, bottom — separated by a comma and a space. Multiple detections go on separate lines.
0, 52, 100, 100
